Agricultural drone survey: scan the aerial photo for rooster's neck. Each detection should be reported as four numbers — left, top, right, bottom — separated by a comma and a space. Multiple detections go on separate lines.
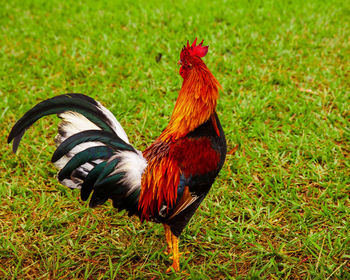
160, 64, 221, 142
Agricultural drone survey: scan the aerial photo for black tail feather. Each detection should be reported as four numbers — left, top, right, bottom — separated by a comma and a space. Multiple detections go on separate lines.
80, 162, 107, 201
58, 146, 113, 181
8, 94, 117, 153
52, 130, 134, 163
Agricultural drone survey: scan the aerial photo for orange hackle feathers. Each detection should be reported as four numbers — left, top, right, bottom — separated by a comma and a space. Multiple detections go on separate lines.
160, 59, 221, 142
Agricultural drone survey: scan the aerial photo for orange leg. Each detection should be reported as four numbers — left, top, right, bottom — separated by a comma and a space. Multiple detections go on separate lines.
164, 226, 180, 273
170, 233, 180, 272
163, 224, 173, 255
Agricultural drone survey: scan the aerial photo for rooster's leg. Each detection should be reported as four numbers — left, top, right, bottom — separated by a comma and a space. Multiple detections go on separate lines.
166, 232, 180, 272
163, 224, 173, 255
171, 233, 180, 271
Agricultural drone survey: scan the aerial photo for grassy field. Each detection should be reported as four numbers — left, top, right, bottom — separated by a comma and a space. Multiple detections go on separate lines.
0, 0, 349, 279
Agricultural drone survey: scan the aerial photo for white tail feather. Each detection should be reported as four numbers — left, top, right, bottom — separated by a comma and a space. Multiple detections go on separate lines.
109, 150, 147, 195
95, 101, 129, 143
54, 106, 129, 189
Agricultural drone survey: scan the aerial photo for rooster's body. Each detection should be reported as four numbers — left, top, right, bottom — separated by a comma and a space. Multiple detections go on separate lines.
8, 39, 226, 271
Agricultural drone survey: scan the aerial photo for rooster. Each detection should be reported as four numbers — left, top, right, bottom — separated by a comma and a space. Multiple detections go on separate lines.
8, 38, 227, 272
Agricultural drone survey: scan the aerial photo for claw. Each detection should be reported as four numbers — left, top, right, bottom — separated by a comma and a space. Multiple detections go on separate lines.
163, 248, 171, 256
166, 261, 180, 273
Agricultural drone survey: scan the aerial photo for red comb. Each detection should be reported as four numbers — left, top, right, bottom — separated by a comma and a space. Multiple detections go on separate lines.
185, 38, 208, 58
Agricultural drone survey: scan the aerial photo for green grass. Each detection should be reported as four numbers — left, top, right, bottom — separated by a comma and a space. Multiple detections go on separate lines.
0, 0, 349, 279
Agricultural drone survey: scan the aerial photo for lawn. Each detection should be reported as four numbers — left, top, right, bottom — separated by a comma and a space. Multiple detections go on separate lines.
0, 0, 349, 279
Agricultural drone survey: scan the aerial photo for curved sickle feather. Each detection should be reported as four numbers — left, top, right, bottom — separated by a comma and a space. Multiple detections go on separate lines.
8, 94, 116, 153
